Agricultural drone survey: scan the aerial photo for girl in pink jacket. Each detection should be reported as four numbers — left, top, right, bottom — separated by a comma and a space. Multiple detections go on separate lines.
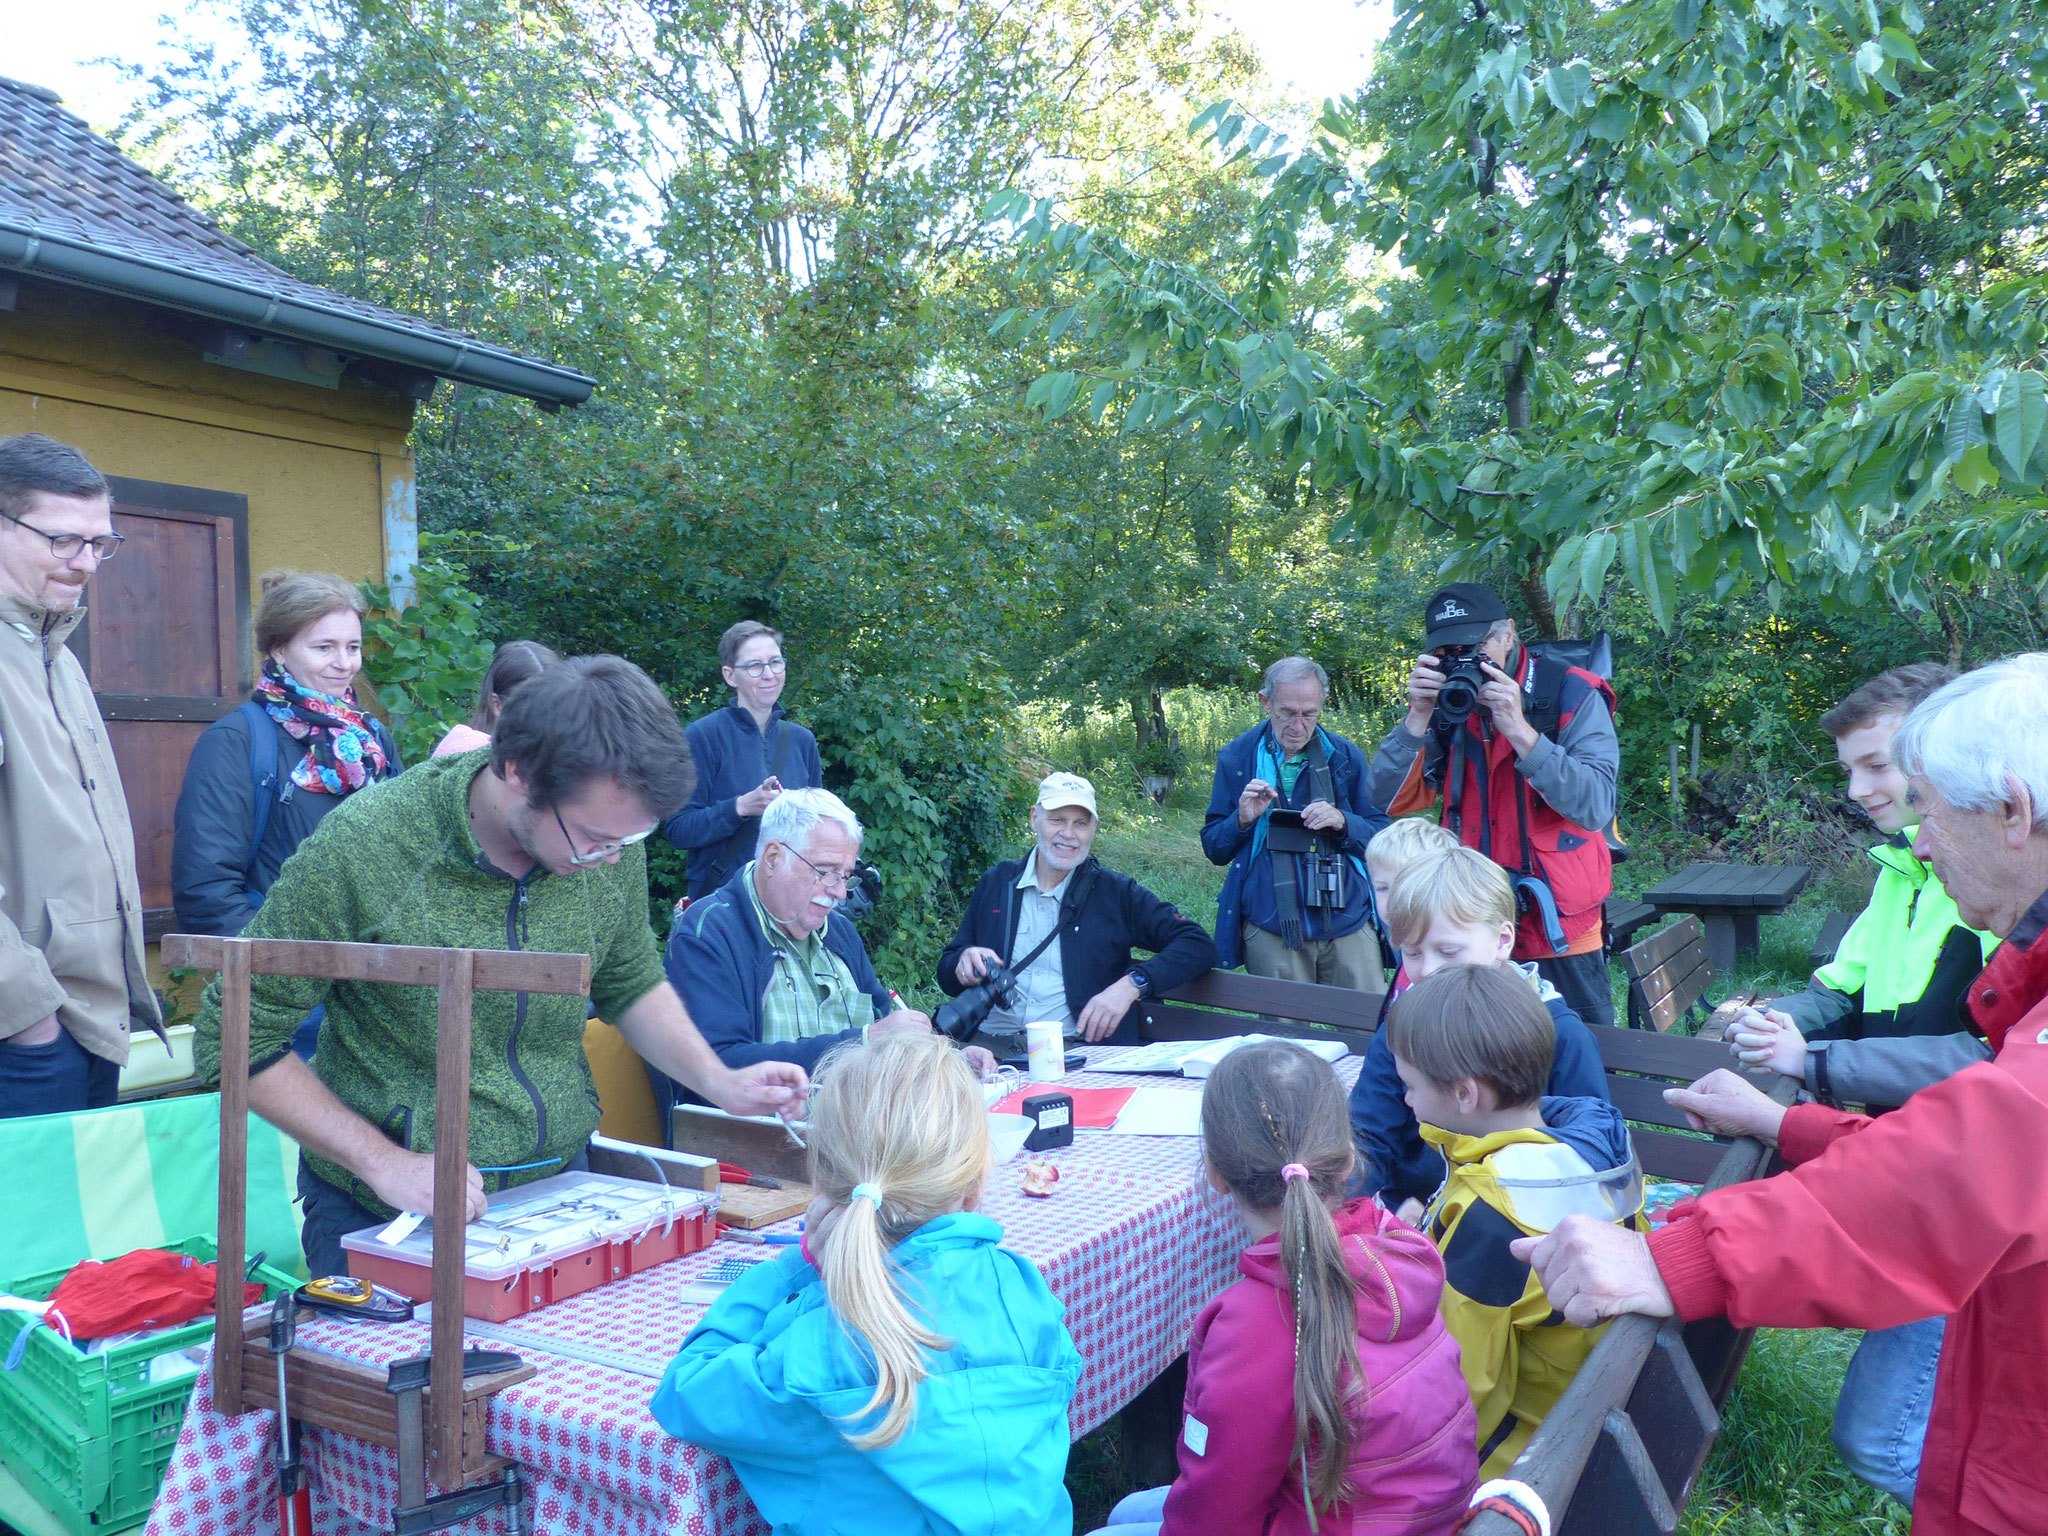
1088, 1040, 1478, 1536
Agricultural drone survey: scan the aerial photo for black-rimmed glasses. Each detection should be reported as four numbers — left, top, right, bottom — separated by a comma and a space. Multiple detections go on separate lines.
733, 656, 787, 678
0, 509, 124, 561
553, 804, 656, 866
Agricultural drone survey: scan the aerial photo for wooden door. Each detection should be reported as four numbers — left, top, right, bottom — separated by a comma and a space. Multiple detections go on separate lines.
69, 478, 251, 940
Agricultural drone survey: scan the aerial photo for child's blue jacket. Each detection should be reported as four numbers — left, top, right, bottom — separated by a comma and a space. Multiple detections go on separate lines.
650, 1213, 1082, 1536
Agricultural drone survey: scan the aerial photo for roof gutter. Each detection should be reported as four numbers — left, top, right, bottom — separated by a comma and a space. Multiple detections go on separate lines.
0, 218, 595, 407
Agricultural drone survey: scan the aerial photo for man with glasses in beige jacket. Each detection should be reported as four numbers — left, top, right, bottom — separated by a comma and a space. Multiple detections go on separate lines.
0, 433, 160, 1117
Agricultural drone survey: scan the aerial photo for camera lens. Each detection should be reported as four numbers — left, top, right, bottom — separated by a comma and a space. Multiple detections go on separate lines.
1437, 677, 1479, 723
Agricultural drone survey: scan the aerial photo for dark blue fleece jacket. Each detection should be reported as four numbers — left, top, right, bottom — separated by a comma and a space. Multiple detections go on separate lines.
1201, 723, 1389, 966
1351, 968, 1611, 1208
665, 865, 893, 1071
663, 703, 822, 899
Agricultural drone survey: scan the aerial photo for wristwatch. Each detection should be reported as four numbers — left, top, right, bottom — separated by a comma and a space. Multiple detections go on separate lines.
1125, 968, 1152, 999
1805, 1039, 1837, 1108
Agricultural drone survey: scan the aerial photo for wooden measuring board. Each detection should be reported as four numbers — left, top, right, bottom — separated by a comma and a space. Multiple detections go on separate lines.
716, 1180, 813, 1229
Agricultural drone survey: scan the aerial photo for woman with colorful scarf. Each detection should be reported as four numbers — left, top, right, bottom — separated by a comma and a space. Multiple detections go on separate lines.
172, 569, 402, 952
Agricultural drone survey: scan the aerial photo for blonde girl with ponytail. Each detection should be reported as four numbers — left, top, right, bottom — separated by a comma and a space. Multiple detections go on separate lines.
652, 1032, 1082, 1536
1085, 1040, 1478, 1536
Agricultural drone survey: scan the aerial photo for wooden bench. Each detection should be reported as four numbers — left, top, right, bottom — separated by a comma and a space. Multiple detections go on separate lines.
1604, 896, 1660, 955
1134, 970, 1788, 1525
1619, 915, 1785, 1040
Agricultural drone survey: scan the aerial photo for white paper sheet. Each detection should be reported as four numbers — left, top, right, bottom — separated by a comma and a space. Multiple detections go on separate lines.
1107, 1084, 1206, 1136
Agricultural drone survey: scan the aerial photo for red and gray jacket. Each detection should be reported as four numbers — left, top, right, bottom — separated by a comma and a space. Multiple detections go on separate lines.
1369, 650, 1619, 958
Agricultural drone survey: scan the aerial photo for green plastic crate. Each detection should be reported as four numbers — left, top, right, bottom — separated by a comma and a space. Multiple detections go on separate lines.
0, 1236, 298, 1536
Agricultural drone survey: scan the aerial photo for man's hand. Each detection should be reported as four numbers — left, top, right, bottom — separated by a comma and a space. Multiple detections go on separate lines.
1402, 655, 1445, 736
734, 777, 783, 818
1665, 1068, 1788, 1146
1728, 1009, 1807, 1079
1077, 976, 1143, 1042
1299, 800, 1346, 834
712, 1060, 809, 1120
1478, 659, 1540, 755
1510, 1214, 1675, 1326
11, 1013, 62, 1047
1238, 778, 1278, 828
366, 1146, 487, 1223
870, 1008, 934, 1039
961, 1045, 999, 1081
954, 946, 1004, 986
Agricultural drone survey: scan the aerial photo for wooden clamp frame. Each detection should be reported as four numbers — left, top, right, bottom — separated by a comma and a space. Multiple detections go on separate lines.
164, 934, 590, 1486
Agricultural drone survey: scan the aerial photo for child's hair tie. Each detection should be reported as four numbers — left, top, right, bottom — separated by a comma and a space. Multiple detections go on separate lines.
1280, 1163, 1310, 1183
850, 1183, 884, 1209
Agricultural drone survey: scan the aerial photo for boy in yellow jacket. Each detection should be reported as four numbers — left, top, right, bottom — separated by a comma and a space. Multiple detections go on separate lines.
1385, 962, 1646, 1477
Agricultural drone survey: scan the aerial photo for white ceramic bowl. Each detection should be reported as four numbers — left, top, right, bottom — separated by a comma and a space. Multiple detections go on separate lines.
987, 1112, 1033, 1164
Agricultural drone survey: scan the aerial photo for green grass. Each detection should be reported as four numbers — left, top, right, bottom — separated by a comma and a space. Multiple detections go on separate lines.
1055, 701, 1903, 1536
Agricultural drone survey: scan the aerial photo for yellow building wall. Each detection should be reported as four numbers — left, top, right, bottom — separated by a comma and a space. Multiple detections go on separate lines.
0, 280, 416, 593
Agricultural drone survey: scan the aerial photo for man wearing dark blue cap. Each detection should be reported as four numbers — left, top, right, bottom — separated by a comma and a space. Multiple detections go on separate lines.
1368, 584, 1621, 1026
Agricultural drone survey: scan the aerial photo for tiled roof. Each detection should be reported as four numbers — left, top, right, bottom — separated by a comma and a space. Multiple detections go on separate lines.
0, 75, 592, 404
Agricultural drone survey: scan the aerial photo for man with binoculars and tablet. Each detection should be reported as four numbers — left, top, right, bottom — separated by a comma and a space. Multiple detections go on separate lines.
1370, 584, 1621, 1027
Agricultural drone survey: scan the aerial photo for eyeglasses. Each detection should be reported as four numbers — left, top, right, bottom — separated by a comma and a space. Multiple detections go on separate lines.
783, 844, 856, 892
733, 656, 787, 678
552, 804, 656, 866
0, 509, 124, 562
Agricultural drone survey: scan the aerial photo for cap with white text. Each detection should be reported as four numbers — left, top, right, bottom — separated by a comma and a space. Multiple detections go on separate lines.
1423, 583, 1508, 649
1036, 772, 1098, 817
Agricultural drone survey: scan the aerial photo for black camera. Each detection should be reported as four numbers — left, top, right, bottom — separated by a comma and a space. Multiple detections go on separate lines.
935, 961, 1022, 1042
837, 859, 883, 922
1432, 646, 1490, 727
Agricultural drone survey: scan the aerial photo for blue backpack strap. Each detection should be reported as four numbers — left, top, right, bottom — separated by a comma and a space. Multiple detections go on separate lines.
238, 701, 283, 902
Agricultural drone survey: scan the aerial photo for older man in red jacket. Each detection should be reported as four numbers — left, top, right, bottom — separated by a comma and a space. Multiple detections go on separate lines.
1514, 653, 2048, 1536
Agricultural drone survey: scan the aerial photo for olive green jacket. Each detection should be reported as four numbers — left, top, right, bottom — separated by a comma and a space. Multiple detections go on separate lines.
194, 748, 667, 1215
0, 595, 158, 1061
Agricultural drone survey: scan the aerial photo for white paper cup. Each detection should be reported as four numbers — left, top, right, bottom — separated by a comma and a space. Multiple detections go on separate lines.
1026, 1019, 1065, 1079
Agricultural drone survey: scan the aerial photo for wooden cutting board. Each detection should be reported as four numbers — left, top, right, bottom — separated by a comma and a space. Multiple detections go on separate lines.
717, 1179, 813, 1229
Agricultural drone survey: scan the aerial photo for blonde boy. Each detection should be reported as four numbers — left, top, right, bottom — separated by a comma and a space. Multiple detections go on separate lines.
1350, 847, 1612, 1216
1365, 818, 1459, 986
1386, 964, 1645, 1476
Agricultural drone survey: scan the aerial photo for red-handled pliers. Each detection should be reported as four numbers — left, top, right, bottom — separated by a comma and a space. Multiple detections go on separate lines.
718, 1161, 782, 1189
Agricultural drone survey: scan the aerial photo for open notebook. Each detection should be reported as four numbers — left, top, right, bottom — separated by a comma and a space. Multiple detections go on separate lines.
1094, 1033, 1349, 1079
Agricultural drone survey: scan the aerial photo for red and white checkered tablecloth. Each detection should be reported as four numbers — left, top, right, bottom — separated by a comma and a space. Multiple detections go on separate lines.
146, 1050, 1363, 1536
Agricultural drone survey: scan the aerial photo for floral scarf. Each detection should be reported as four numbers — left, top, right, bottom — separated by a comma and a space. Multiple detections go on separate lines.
255, 661, 390, 796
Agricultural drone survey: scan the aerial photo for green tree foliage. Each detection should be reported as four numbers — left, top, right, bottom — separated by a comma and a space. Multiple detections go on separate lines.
994, 0, 2048, 631
359, 548, 497, 765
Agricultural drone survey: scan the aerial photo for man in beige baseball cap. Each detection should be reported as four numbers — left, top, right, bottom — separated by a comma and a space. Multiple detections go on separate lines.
937, 770, 1217, 1050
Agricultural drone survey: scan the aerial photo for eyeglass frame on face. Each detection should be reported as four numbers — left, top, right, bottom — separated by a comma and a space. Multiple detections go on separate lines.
551, 803, 656, 866
0, 508, 125, 562
732, 654, 787, 679
776, 841, 857, 893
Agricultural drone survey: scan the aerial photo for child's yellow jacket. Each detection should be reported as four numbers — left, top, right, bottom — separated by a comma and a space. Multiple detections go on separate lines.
1421, 1096, 1648, 1477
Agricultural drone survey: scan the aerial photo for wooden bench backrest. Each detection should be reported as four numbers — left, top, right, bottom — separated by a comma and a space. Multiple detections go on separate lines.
1148, 974, 1746, 1182
1621, 916, 1714, 1032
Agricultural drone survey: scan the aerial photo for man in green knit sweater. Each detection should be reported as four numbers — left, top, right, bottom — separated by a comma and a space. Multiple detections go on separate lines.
194, 655, 805, 1275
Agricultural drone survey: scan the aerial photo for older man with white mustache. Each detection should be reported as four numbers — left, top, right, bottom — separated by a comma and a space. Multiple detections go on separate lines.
666, 787, 995, 1086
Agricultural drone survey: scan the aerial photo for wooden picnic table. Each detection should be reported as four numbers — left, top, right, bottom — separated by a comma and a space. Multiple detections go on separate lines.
1641, 860, 1810, 977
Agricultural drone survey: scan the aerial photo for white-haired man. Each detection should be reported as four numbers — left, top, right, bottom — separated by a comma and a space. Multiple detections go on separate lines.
1511, 654, 2048, 1536
1202, 656, 1390, 987
666, 788, 990, 1078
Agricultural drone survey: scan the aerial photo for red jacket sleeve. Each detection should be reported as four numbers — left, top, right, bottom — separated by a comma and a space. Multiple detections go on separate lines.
1162, 1288, 1302, 1536
1649, 1048, 2048, 1329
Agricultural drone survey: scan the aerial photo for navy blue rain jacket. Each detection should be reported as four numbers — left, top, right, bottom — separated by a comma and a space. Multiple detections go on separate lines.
1201, 723, 1390, 966
935, 855, 1219, 1045
663, 703, 822, 899
665, 865, 894, 1071
172, 702, 402, 936
1351, 968, 1611, 1209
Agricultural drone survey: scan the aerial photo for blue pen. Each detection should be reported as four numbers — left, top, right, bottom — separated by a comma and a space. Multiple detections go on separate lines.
724, 1230, 801, 1245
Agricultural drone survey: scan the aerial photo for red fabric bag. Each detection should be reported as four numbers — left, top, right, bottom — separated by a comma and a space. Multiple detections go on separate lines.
44, 1250, 262, 1341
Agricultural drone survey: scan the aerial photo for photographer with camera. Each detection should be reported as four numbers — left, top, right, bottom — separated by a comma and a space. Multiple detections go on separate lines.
1203, 657, 1391, 987
1369, 584, 1620, 1026
937, 773, 1217, 1051
665, 788, 995, 1096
